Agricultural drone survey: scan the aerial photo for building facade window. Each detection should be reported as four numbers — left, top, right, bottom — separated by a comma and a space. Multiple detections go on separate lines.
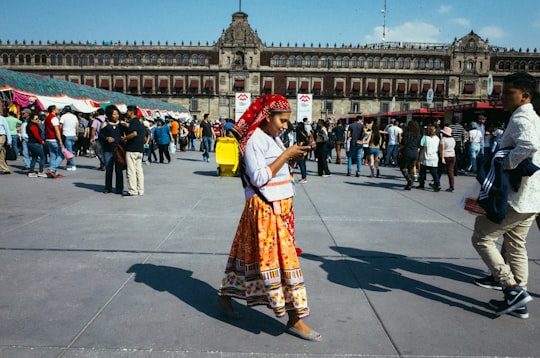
324, 100, 334, 113
66, 55, 72, 65
296, 56, 302, 66
50, 54, 56, 65
320, 57, 327, 68
343, 57, 349, 67
305, 56, 311, 67
104, 54, 110, 65
273, 56, 279, 66
280, 55, 286, 66
358, 57, 365, 68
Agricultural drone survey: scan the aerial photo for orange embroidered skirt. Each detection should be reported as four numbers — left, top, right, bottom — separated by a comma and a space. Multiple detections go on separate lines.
218, 195, 310, 318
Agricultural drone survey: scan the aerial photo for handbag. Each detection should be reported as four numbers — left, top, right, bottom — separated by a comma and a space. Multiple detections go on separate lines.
114, 143, 127, 170
61, 147, 75, 161
5, 144, 16, 161
168, 143, 176, 153
418, 136, 428, 162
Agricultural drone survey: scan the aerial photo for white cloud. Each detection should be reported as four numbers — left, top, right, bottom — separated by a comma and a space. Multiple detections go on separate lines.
479, 26, 506, 40
438, 5, 452, 14
365, 21, 441, 43
451, 18, 471, 27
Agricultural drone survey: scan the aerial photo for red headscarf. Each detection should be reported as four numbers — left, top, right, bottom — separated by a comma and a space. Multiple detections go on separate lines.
232, 94, 291, 154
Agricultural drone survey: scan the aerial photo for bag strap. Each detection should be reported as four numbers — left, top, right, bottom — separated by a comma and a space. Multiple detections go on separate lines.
239, 157, 272, 206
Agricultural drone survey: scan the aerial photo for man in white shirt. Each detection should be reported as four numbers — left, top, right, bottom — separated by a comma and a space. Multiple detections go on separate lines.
472, 72, 540, 318
60, 106, 78, 170
385, 119, 403, 167
0, 115, 12, 174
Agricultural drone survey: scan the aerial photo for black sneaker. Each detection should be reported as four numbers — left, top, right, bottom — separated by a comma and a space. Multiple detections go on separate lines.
495, 285, 532, 316
488, 299, 529, 319
474, 275, 503, 291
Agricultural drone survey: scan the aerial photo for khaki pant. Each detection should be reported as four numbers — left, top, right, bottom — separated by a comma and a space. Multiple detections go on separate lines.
471, 205, 536, 290
126, 151, 144, 196
0, 135, 10, 173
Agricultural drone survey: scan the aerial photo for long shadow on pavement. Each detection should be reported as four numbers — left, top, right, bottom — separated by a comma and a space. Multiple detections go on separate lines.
302, 246, 496, 318
127, 263, 285, 336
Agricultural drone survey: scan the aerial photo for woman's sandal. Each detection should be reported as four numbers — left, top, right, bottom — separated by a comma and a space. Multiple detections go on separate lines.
217, 297, 243, 320
286, 325, 322, 342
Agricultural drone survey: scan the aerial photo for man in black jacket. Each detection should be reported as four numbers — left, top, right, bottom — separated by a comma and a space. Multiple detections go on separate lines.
121, 105, 145, 197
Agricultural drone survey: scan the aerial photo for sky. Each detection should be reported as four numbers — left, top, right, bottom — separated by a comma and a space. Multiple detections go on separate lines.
2, 0, 540, 50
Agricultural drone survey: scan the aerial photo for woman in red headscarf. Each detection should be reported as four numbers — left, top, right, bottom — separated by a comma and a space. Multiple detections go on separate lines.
217, 94, 320, 341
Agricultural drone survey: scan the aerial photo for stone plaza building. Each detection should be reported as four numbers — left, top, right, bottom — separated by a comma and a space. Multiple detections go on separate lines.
1, 11, 539, 121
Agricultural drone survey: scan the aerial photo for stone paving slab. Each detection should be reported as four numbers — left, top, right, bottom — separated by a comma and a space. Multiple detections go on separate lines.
0, 149, 539, 358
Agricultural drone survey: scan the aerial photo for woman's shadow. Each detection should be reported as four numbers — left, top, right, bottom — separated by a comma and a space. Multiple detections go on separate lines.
126, 263, 284, 336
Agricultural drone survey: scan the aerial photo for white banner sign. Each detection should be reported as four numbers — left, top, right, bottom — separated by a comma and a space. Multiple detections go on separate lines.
296, 94, 313, 123
235, 93, 251, 121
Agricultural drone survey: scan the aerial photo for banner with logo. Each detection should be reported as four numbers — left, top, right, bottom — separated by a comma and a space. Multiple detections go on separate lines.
296, 93, 313, 123
235, 93, 251, 121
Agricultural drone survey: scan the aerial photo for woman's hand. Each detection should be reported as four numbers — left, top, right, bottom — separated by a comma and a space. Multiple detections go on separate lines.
286, 144, 311, 161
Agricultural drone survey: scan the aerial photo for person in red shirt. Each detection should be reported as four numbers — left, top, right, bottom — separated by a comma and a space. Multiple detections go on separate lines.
26, 114, 48, 177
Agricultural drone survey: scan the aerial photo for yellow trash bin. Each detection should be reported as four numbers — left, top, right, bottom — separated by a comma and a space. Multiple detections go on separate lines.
215, 137, 239, 176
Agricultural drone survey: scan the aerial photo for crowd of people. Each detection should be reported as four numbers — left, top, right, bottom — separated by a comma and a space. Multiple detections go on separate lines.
272, 110, 507, 195
0, 105, 236, 197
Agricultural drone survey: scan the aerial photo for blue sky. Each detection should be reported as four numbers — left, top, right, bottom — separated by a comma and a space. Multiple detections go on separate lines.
2, 0, 539, 50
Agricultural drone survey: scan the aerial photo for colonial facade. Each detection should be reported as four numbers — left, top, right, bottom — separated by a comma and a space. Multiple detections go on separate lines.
1, 11, 539, 121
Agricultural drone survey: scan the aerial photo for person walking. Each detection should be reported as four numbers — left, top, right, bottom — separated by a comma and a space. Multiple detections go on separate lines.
332, 119, 346, 164
439, 126, 456, 192
60, 106, 78, 171
315, 119, 331, 177
0, 114, 13, 174
467, 122, 483, 174
472, 72, 540, 318
99, 105, 124, 194
398, 121, 422, 190
346, 115, 365, 177
200, 114, 215, 162
367, 124, 382, 177
217, 94, 320, 342
43, 105, 64, 178
295, 118, 310, 183
417, 125, 441, 191
26, 113, 47, 177
154, 119, 173, 163
385, 119, 403, 167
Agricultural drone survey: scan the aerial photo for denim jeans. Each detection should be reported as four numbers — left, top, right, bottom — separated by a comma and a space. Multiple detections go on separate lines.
419, 165, 440, 188
347, 145, 363, 174
22, 139, 31, 168
386, 144, 399, 165
64, 136, 76, 167
46, 140, 64, 173
469, 142, 481, 172
297, 158, 307, 179
103, 150, 124, 193
11, 135, 18, 159
202, 136, 213, 159
28, 142, 46, 173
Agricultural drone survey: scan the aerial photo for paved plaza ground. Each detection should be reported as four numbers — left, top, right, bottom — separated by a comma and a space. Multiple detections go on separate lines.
0, 147, 539, 358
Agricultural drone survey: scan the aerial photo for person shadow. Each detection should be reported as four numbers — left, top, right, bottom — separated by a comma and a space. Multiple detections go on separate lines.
126, 263, 284, 336
301, 246, 497, 318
